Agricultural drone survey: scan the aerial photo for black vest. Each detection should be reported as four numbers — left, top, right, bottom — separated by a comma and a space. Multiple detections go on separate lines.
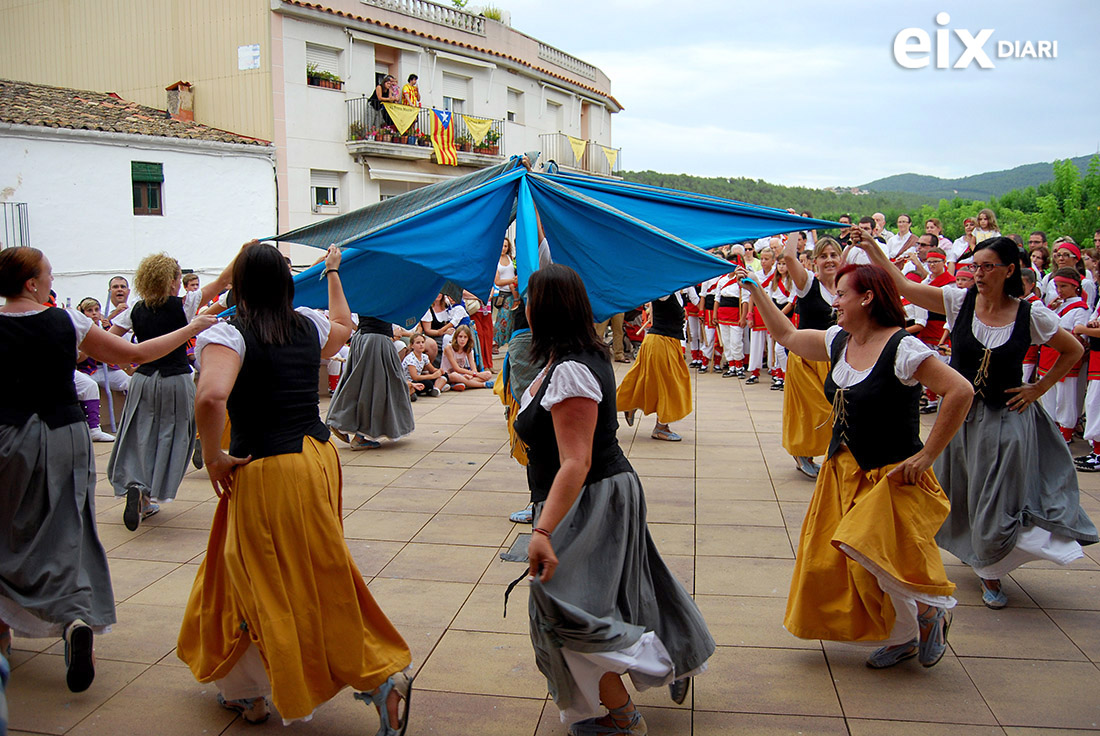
795, 279, 836, 331
949, 288, 1032, 408
226, 313, 330, 459
131, 296, 191, 377
824, 329, 923, 470
513, 349, 633, 504
0, 309, 84, 428
703, 294, 716, 311
357, 315, 392, 337
649, 295, 685, 339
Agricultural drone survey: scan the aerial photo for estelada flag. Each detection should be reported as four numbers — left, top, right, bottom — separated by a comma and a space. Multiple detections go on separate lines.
431, 109, 458, 166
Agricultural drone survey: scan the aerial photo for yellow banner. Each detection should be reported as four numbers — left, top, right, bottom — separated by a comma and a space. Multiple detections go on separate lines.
567, 135, 587, 164
602, 145, 618, 170
382, 103, 420, 136
461, 115, 493, 146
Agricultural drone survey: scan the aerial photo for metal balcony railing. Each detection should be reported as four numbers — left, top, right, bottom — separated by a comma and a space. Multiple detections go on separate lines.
1, 202, 30, 248
539, 132, 622, 177
359, 0, 486, 35
347, 98, 505, 155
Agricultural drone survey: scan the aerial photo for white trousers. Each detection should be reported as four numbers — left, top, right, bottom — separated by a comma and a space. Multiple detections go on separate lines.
1041, 376, 1080, 429
93, 363, 130, 394
701, 325, 717, 362
1084, 379, 1100, 444
748, 330, 767, 373
770, 337, 788, 373
1022, 362, 1036, 384
719, 324, 743, 364
686, 315, 703, 354
73, 370, 98, 401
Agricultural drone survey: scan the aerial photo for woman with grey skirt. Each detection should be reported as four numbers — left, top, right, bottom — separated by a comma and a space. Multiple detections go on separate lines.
515, 264, 714, 736
860, 232, 1098, 609
0, 247, 214, 692
327, 315, 414, 450
108, 250, 234, 530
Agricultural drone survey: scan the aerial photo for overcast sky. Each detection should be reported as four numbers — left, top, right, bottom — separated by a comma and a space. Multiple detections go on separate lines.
501, 0, 1100, 188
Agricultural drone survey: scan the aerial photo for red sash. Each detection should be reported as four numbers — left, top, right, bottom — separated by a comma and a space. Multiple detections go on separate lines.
1037, 299, 1087, 380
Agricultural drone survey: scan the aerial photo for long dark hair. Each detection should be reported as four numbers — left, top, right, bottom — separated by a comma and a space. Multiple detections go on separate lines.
527, 263, 607, 364
835, 263, 907, 329
232, 243, 302, 344
976, 236, 1024, 298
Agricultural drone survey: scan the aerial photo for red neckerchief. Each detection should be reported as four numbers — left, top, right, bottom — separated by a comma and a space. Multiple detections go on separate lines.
1059, 298, 1088, 317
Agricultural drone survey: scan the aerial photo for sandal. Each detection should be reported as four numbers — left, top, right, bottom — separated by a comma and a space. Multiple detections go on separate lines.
918, 606, 951, 668
355, 670, 413, 736
866, 639, 918, 669
651, 427, 681, 442
330, 428, 351, 444
979, 578, 1008, 609
509, 504, 534, 524
350, 437, 382, 451
569, 700, 647, 735
217, 693, 270, 724
64, 619, 95, 693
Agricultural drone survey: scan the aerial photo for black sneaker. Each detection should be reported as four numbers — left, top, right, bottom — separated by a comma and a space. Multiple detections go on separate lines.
734, 367, 746, 378
698, 365, 709, 374
746, 374, 759, 384
1077, 454, 1100, 472
722, 369, 736, 378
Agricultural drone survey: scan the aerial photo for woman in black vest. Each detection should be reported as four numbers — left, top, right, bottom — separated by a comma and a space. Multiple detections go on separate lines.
107, 251, 234, 530
178, 244, 413, 730
860, 232, 1098, 610
615, 287, 698, 441
518, 264, 713, 735
0, 247, 214, 692
740, 260, 973, 669
781, 235, 842, 478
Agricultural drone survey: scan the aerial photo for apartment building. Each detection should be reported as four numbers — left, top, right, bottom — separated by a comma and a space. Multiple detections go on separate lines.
0, 0, 623, 234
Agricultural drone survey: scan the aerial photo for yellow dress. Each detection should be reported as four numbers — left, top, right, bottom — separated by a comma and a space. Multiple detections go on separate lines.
616, 334, 692, 423
178, 436, 410, 720
784, 446, 956, 642
781, 354, 832, 457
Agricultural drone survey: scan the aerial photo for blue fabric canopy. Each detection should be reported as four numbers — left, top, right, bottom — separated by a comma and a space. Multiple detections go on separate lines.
276, 157, 845, 326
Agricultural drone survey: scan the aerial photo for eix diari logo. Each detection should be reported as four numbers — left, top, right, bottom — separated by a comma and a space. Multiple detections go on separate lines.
893, 12, 1058, 70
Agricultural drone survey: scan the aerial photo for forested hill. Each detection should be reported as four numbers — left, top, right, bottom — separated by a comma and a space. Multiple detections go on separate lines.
859, 154, 1096, 200
619, 171, 928, 215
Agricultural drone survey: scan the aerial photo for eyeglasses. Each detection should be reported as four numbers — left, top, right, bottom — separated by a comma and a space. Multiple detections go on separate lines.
973, 263, 1009, 273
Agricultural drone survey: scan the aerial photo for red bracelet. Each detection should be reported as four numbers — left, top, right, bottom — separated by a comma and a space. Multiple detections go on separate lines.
533, 527, 552, 539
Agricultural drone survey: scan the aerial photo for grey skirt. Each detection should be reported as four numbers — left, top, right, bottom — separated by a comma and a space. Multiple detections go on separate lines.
107, 371, 195, 502
0, 416, 115, 636
934, 401, 1098, 569
529, 471, 714, 714
327, 332, 414, 441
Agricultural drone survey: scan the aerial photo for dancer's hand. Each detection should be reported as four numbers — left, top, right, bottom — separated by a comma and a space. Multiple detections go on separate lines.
887, 450, 933, 486
1005, 382, 1044, 413
528, 532, 558, 583
206, 451, 251, 497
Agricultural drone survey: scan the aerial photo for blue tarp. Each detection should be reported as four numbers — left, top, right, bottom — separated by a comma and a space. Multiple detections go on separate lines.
276, 157, 844, 325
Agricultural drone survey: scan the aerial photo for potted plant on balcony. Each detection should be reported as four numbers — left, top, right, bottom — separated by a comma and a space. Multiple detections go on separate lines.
380, 125, 396, 143
367, 127, 379, 141
348, 121, 365, 140
456, 133, 473, 153
485, 128, 501, 155
418, 132, 432, 147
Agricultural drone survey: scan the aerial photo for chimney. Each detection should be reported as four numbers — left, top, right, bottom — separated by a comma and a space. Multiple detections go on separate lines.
165, 81, 194, 122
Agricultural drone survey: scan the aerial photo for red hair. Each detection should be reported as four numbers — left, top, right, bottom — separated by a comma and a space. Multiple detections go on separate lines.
835, 263, 907, 329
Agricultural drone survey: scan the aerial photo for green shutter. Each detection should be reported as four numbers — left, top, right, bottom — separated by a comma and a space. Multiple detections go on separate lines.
131, 161, 164, 183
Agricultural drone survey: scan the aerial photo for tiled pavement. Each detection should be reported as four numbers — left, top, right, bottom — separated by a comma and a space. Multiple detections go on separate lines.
8, 362, 1100, 735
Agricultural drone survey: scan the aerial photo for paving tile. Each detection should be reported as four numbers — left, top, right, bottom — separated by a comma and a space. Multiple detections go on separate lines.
107, 526, 211, 563
1010, 568, 1100, 610
365, 577, 474, 629
44, 602, 185, 665
696, 524, 794, 559
377, 542, 494, 583
825, 646, 996, 724
451, 583, 531, 635
961, 657, 1100, 729
342, 509, 432, 542
695, 556, 793, 597
693, 646, 842, 716
694, 595, 817, 649
412, 513, 515, 547
948, 606, 1087, 661
125, 563, 200, 607
629, 457, 695, 477
414, 630, 544, 698
1045, 608, 1100, 661
697, 498, 785, 527
345, 539, 406, 577
848, 721, 1005, 735
693, 711, 849, 735
648, 522, 696, 556
106, 557, 181, 602
536, 699, 691, 734
361, 486, 457, 513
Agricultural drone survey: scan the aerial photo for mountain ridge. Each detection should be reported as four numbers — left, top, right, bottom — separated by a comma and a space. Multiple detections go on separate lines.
858, 154, 1097, 200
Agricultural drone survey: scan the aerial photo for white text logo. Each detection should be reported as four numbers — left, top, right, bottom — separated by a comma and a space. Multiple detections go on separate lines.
893, 13, 1057, 70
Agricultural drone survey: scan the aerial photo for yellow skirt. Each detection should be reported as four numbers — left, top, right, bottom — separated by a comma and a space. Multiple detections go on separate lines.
784, 447, 956, 642
616, 333, 692, 424
177, 436, 411, 720
494, 370, 529, 465
781, 354, 832, 457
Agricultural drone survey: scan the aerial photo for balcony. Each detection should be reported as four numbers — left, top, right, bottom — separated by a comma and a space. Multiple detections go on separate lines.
359, 0, 486, 35
346, 98, 505, 168
539, 132, 622, 178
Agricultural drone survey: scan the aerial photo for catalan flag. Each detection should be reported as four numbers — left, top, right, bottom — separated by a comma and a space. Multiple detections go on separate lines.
431, 108, 458, 166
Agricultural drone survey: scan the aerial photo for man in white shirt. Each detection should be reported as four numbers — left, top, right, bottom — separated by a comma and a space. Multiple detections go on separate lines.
843, 217, 887, 265
873, 212, 894, 241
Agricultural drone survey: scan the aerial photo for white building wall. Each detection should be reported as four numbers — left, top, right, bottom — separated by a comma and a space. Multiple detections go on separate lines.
0, 126, 275, 306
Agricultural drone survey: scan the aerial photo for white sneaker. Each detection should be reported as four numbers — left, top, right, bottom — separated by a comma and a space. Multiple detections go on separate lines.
89, 427, 115, 442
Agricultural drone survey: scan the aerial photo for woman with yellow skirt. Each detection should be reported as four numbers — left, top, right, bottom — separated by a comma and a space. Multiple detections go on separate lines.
782, 236, 842, 478
178, 244, 413, 731
739, 259, 974, 669
617, 289, 697, 441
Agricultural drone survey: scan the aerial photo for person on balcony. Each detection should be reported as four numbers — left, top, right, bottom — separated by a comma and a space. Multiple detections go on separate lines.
401, 74, 419, 107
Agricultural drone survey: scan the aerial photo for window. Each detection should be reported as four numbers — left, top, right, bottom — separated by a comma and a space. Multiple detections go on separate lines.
305, 43, 340, 78
310, 170, 341, 212
132, 161, 163, 216
442, 72, 468, 113
506, 88, 523, 124
546, 100, 563, 131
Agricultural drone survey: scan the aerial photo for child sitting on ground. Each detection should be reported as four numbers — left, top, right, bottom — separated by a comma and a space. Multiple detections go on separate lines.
441, 325, 494, 390
402, 334, 449, 396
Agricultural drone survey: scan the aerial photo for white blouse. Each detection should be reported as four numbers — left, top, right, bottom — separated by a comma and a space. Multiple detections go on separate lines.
519, 361, 602, 414
195, 307, 331, 369
824, 325, 935, 388
793, 272, 836, 304
942, 286, 1059, 349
